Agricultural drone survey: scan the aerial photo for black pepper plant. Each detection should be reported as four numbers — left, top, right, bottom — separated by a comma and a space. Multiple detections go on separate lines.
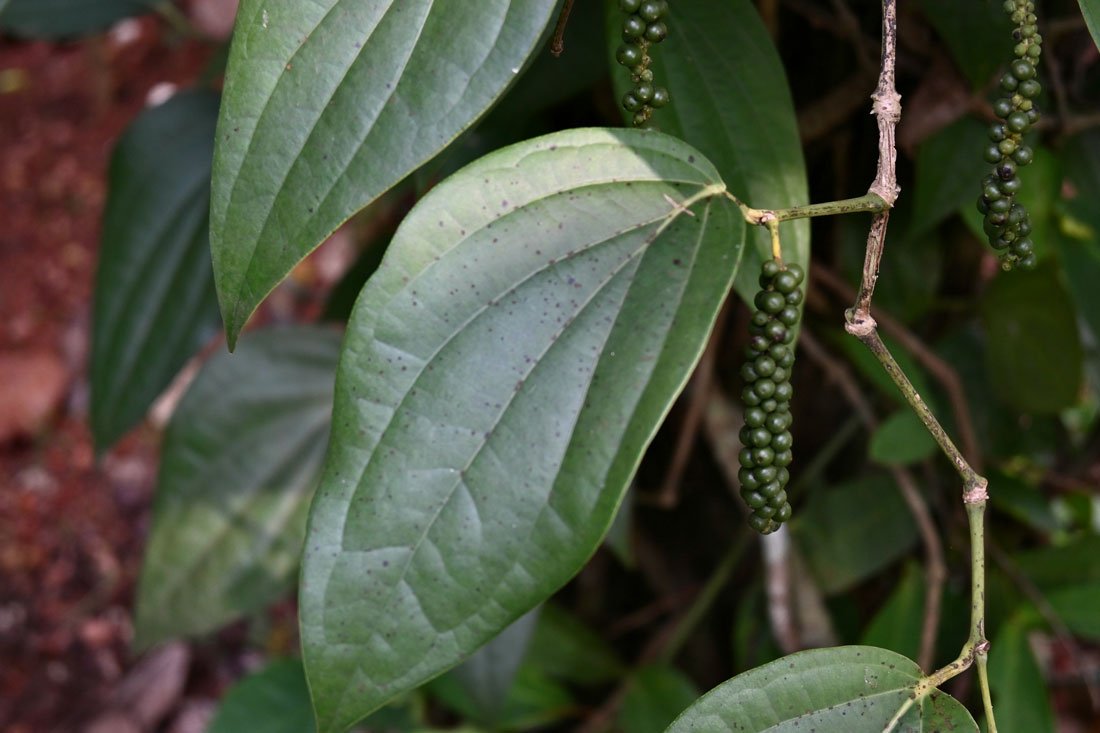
56, 0, 1100, 730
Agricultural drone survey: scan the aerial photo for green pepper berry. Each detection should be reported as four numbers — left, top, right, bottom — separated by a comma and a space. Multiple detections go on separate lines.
620, 0, 643, 11
645, 21, 668, 42
622, 15, 646, 39
1012, 146, 1033, 165
650, 87, 670, 108
639, 0, 663, 21
1011, 59, 1035, 80
622, 91, 642, 112
1006, 111, 1029, 133
993, 98, 1013, 118
616, 43, 642, 67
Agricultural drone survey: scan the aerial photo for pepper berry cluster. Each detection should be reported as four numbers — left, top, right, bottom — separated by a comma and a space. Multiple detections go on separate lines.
615, 0, 671, 127
737, 260, 803, 535
976, 0, 1043, 271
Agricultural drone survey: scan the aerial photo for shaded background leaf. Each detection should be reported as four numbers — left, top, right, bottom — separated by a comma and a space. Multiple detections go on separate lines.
869, 410, 938, 466
0, 0, 155, 38
134, 325, 339, 648
617, 665, 698, 733
90, 89, 222, 453
980, 263, 1082, 414
793, 476, 918, 594
987, 615, 1056, 733
208, 659, 318, 733
920, 0, 1013, 88
210, 0, 560, 345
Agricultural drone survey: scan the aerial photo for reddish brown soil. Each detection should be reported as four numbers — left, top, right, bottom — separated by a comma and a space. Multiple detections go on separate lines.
0, 20, 212, 732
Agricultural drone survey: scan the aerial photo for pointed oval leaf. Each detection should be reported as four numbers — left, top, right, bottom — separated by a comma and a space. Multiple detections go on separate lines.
0, 0, 153, 38
91, 90, 222, 453
609, 0, 809, 308
135, 325, 340, 648
210, 0, 559, 346
665, 646, 977, 733
300, 128, 744, 732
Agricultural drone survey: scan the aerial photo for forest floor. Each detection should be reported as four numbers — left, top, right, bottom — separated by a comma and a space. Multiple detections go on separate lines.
0, 18, 274, 733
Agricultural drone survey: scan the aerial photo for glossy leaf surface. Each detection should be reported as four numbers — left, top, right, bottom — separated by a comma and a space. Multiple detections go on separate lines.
210, 0, 558, 346
609, 0, 809, 308
300, 128, 743, 732
135, 326, 339, 647
91, 90, 222, 452
665, 646, 976, 732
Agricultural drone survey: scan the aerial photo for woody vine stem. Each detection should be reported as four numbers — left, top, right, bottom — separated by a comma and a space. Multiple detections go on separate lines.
726, 0, 996, 729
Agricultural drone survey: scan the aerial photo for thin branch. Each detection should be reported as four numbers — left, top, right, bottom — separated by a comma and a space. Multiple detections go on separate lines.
799, 332, 944, 671
813, 264, 983, 471
549, 0, 576, 57
848, 2, 993, 724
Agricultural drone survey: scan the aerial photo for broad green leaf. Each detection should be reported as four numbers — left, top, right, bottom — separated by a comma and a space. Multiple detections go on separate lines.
210, 0, 559, 347
91, 90, 222, 453
792, 476, 919, 594
618, 666, 699, 733
911, 117, 989, 239
920, 0, 1013, 88
988, 615, 1056, 733
980, 262, 1082, 414
869, 410, 938, 467
1079, 0, 1100, 54
0, 0, 153, 37
860, 563, 925, 662
209, 659, 317, 733
433, 609, 540, 727
300, 128, 743, 732
524, 604, 624, 686
134, 326, 339, 648
609, 0, 809, 310
665, 646, 977, 733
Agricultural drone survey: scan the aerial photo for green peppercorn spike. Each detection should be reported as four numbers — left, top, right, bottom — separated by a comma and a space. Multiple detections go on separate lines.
976, 0, 1042, 271
738, 258, 802, 534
